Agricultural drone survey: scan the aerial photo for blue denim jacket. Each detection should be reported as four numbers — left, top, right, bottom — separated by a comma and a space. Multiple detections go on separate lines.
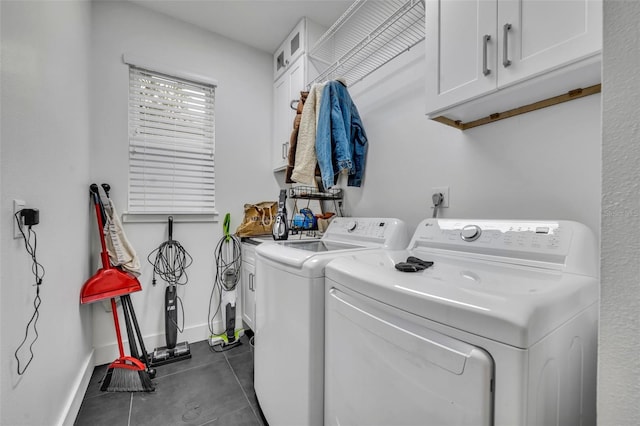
316, 81, 367, 189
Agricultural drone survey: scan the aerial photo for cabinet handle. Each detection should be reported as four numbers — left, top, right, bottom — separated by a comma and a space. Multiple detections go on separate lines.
482, 34, 491, 76
282, 142, 288, 159
249, 273, 254, 291
503, 23, 512, 68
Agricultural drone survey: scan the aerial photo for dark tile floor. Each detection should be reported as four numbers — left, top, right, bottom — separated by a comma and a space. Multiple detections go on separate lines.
75, 334, 267, 426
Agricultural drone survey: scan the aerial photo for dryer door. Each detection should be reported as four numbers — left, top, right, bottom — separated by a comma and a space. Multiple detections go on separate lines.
325, 286, 495, 426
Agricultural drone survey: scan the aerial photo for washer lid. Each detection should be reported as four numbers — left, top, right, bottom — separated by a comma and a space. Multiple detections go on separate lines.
256, 217, 409, 269
257, 239, 366, 269
325, 250, 599, 349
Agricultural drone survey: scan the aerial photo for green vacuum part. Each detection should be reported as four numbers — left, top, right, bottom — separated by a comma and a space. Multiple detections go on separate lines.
210, 329, 244, 346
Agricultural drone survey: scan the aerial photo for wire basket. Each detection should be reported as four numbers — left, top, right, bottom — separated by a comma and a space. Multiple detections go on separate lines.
288, 186, 343, 200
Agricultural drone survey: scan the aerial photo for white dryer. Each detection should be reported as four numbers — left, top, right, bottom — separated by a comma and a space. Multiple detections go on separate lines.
254, 217, 409, 426
324, 219, 599, 426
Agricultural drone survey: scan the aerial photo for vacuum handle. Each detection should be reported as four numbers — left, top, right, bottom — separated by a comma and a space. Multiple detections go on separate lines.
168, 216, 173, 241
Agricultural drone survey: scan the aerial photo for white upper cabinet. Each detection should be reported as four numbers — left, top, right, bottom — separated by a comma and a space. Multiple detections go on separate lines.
272, 55, 305, 170
425, 0, 602, 125
426, 0, 498, 110
271, 18, 324, 171
498, 0, 602, 86
274, 19, 306, 79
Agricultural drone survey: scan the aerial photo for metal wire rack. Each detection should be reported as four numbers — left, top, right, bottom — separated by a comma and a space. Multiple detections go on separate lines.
288, 186, 342, 200
307, 0, 425, 88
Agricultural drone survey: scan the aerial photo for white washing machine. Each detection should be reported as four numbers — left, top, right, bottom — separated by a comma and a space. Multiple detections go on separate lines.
324, 218, 599, 426
254, 217, 409, 426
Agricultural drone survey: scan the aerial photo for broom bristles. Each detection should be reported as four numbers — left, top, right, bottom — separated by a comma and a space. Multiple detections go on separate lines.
101, 365, 155, 392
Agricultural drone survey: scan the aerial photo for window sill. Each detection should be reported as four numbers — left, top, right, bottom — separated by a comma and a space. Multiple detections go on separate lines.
121, 211, 219, 224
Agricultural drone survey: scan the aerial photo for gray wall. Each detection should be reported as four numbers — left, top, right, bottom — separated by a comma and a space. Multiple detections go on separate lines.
600, 1, 640, 424
0, 1, 93, 424
89, 0, 278, 363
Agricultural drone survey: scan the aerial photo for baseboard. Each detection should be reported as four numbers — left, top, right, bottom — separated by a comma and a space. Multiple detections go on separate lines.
93, 322, 215, 366
59, 349, 95, 426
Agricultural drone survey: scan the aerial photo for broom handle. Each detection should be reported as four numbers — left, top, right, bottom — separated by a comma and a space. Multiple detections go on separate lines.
110, 298, 125, 358
121, 295, 139, 360
123, 295, 153, 368
90, 184, 111, 270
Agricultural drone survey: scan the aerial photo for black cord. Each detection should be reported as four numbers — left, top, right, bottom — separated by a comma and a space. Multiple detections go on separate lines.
170, 291, 185, 334
13, 211, 45, 375
147, 239, 193, 286
208, 235, 242, 335
147, 236, 192, 334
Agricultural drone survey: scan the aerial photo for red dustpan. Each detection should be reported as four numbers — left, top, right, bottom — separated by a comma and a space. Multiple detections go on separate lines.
81, 184, 141, 304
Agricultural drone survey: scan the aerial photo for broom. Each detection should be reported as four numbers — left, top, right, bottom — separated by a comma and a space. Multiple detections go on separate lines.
83, 184, 153, 392
100, 297, 154, 392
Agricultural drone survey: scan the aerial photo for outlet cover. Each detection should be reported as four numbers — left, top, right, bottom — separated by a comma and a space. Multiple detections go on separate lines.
13, 199, 25, 239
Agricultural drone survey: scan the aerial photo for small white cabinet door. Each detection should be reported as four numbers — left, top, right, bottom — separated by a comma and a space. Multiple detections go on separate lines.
240, 242, 257, 331
273, 18, 306, 79
425, 0, 498, 113
497, 0, 602, 87
241, 260, 256, 331
272, 55, 305, 171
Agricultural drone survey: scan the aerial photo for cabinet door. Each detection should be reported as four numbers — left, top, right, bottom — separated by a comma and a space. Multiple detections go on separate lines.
287, 19, 305, 67
272, 74, 290, 170
273, 18, 306, 80
497, 0, 602, 87
241, 260, 256, 331
425, 0, 498, 115
272, 55, 306, 171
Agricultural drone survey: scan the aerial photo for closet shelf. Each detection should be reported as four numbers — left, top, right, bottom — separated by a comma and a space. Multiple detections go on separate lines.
307, 0, 425, 88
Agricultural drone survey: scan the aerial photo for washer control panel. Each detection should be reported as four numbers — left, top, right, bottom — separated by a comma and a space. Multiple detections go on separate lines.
409, 219, 597, 277
324, 217, 408, 249
410, 218, 576, 261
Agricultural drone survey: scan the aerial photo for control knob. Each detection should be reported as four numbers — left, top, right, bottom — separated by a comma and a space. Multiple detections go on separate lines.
346, 220, 357, 232
461, 225, 482, 242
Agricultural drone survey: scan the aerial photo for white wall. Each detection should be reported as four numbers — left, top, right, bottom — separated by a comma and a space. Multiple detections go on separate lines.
339, 43, 601, 238
600, 1, 640, 424
90, 0, 278, 363
0, 1, 94, 425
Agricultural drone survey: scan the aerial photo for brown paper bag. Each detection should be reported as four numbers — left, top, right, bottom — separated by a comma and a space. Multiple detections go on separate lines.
235, 201, 278, 237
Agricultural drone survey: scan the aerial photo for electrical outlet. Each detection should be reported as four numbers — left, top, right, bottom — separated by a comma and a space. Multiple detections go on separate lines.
13, 199, 26, 239
431, 187, 450, 208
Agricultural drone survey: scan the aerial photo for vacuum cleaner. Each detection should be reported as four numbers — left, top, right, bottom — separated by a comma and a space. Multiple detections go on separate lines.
209, 213, 243, 349
147, 216, 193, 366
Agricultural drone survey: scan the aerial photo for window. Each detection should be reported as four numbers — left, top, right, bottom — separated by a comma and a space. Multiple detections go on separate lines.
128, 65, 216, 215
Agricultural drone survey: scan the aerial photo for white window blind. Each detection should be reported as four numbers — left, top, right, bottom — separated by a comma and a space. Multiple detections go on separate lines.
128, 66, 216, 214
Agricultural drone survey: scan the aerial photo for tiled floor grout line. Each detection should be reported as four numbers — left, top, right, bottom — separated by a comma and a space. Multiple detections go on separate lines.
155, 356, 225, 379
224, 352, 261, 423
127, 392, 133, 426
